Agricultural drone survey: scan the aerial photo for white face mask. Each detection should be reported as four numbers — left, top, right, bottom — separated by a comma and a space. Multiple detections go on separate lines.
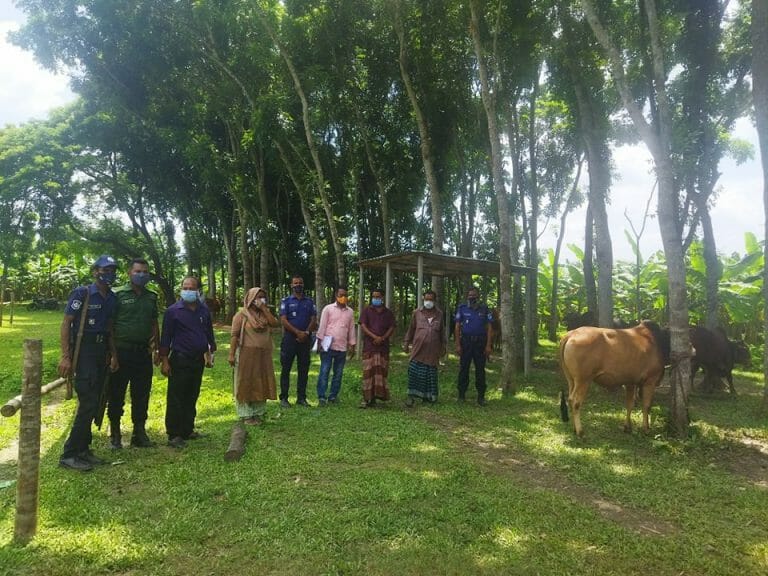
257, 298, 267, 306
423, 300, 435, 310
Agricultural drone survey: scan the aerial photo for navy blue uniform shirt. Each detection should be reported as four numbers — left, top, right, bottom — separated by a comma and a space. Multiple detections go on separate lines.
454, 303, 493, 337
279, 294, 317, 332
64, 284, 117, 334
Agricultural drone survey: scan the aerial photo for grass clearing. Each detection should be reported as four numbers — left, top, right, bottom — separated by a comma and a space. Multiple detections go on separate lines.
1, 311, 767, 574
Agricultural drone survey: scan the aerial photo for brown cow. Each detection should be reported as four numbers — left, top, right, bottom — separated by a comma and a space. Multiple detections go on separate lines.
559, 321, 670, 437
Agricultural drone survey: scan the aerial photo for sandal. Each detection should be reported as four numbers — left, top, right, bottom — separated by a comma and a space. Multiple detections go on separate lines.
244, 417, 262, 426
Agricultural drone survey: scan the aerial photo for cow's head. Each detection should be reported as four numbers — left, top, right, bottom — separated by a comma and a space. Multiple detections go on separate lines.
730, 340, 751, 367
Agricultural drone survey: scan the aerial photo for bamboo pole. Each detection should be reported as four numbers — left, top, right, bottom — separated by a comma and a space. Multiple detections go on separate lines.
1, 378, 66, 418
14, 339, 43, 545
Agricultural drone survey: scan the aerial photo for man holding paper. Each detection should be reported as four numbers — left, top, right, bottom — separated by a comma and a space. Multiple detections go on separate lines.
315, 287, 356, 405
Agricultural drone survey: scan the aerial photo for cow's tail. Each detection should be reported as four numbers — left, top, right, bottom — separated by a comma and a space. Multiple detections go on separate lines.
558, 336, 569, 422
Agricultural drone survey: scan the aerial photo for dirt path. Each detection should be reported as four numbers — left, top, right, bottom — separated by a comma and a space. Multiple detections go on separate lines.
416, 410, 680, 536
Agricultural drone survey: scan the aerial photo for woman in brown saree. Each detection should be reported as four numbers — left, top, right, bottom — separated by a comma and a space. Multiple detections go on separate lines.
228, 287, 279, 425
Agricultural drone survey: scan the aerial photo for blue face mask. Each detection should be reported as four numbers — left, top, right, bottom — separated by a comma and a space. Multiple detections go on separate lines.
98, 271, 117, 286
180, 289, 199, 303
371, 298, 383, 307
131, 272, 151, 287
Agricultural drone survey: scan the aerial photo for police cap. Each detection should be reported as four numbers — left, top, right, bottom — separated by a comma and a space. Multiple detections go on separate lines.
93, 254, 118, 269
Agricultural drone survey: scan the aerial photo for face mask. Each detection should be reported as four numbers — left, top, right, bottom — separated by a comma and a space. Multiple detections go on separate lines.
423, 300, 435, 310
293, 284, 304, 294
337, 296, 348, 306
371, 298, 383, 307
98, 272, 116, 286
468, 297, 478, 305
258, 298, 267, 306
131, 272, 151, 287
180, 289, 199, 303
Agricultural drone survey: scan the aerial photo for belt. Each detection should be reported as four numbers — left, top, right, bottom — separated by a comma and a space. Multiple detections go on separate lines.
81, 333, 107, 344
461, 334, 486, 343
171, 351, 205, 361
116, 342, 150, 352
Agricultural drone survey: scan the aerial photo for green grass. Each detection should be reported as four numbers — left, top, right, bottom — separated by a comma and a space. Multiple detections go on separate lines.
1, 313, 767, 575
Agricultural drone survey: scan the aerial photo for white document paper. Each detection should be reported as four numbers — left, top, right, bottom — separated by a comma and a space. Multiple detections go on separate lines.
321, 335, 333, 352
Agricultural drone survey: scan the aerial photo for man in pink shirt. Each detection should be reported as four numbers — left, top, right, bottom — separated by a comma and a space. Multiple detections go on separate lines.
315, 287, 356, 405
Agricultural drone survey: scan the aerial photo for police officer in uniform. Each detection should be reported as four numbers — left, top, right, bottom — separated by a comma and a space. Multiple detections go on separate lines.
58, 255, 119, 471
108, 258, 160, 449
453, 287, 494, 406
278, 275, 318, 407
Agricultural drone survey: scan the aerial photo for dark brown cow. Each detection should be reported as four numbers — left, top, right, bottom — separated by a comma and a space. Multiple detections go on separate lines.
559, 321, 669, 436
564, 310, 632, 331
689, 326, 750, 394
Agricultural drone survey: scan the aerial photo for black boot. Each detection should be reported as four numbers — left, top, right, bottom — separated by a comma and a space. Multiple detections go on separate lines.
131, 423, 156, 448
110, 420, 122, 450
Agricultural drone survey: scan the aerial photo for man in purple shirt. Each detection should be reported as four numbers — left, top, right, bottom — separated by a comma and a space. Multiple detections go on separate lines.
159, 276, 216, 448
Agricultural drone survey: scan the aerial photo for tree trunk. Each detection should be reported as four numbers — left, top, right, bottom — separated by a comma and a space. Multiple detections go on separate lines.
256, 11, 345, 287
583, 205, 597, 313
469, 0, 515, 393
573, 80, 614, 327
276, 141, 327, 309
549, 161, 583, 341
752, 0, 768, 410
394, 0, 444, 297
527, 70, 541, 350
582, 0, 690, 436
222, 212, 238, 323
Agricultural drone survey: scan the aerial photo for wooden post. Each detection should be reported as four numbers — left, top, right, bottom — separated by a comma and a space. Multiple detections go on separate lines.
14, 339, 43, 545
0, 276, 5, 327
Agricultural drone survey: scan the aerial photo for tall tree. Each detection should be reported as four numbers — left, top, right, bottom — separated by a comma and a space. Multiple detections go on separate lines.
581, 0, 691, 436
753, 0, 768, 410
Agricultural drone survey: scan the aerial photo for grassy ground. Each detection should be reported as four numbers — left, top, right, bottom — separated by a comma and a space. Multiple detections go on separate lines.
1, 310, 767, 575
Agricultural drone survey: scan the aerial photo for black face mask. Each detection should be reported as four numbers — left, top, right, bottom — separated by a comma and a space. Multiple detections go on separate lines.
293, 285, 304, 294
468, 297, 478, 306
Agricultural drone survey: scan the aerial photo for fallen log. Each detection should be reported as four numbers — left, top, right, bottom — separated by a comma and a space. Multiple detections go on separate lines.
2, 377, 67, 417
224, 422, 248, 462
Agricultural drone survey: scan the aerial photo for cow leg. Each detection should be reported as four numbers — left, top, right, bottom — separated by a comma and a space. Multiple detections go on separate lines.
726, 373, 737, 395
623, 384, 636, 433
569, 381, 589, 437
640, 384, 654, 433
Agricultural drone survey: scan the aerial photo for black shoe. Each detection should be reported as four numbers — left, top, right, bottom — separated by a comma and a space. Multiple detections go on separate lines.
59, 456, 93, 472
405, 396, 415, 407
188, 431, 207, 440
110, 436, 123, 450
110, 422, 122, 450
328, 398, 338, 405
131, 432, 156, 448
79, 450, 107, 465
280, 399, 291, 408
477, 398, 487, 407
458, 396, 466, 403
167, 436, 186, 449
318, 398, 328, 407
296, 399, 312, 407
